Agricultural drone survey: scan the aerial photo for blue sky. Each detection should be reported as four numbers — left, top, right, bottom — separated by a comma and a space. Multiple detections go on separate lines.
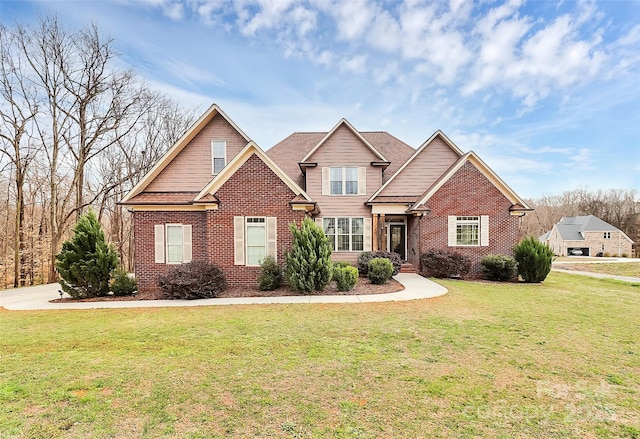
2, 0, 639, 198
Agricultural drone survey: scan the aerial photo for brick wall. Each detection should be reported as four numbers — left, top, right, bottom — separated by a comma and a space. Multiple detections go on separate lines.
418, 161, 521, 275
206, 154, 305, 286
134, 154, 306, 292
133, 211, 207, 293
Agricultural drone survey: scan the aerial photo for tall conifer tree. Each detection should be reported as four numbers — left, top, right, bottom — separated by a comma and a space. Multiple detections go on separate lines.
56, 210, 118, 298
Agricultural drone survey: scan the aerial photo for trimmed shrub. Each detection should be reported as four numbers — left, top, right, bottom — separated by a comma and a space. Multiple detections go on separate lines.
481, 254, 518, 282
368, 257, 394, 285
357, 251, 402, 276
603, 252, 611, 257
257, 256, 282, 291
621, 253, 628, 258
420, 249, 471, 279
333, 263, 359, 291
110, 268, 137, 296
286, 218, 333, 293
158, 261, 227, 299
56, 210, 119, 299
513, 237, 555, 283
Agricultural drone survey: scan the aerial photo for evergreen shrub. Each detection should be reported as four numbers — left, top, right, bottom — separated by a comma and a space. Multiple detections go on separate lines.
481, 254, 518, 281
158, 261, 227, 299
333, 263, 358, 291
513, 237, 555, 283
257, 256, 282, 291
55, 210, 119, 299
285, 218, 333, 293
357, 251, 402, 275
110, 268, 137, 296
367, 257, 394, 285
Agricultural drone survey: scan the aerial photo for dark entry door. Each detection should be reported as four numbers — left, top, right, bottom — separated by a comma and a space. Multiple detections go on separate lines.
389, 224, 406, 260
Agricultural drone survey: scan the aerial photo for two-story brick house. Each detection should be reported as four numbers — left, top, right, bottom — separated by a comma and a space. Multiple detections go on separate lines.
539, 215, 633, 256
121, 104, 532, 293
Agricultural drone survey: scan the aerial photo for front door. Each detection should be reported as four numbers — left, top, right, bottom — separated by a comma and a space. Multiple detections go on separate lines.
389, 224, 406, 260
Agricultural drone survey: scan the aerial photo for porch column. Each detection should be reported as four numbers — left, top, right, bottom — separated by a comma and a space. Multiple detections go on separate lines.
372, 214, 379, 252
380, 214, 387, 252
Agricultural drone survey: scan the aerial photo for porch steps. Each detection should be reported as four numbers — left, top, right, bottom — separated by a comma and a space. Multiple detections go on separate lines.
400, 263, 417, 274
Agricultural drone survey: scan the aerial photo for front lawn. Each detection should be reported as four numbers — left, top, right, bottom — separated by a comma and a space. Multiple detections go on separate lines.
1, 272, 638, 438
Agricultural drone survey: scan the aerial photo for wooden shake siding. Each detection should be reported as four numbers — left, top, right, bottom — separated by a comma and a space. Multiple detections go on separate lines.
379, 137, 460, 197
146, 114, 249, 192
306, 125, 382, 217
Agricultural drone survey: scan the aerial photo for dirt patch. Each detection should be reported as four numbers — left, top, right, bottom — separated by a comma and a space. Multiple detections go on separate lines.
51, 277, 404, 303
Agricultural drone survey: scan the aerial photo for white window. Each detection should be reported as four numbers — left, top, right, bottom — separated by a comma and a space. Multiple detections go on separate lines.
246, 217, 266, 266
212, 140, 226, 175
456, 216, 479, 246
448, 216, 489, 247
323, 217, 364, 251
154, 224, 192, 264
604, 232, 611, 239
330, 167, 360, 195
233, 216, 277, 266
324, 166, 366, 196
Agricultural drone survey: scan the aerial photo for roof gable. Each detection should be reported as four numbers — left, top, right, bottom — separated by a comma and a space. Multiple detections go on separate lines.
410, 151, 533, 212
121, 104, 251, 203
368, 131, 463, 202
194, 142, 312, 203
300, 119, 388, 163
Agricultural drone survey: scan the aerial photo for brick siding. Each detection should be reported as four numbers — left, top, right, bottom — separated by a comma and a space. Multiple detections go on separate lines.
416, 161, 521, 276
133, 153, 306, 293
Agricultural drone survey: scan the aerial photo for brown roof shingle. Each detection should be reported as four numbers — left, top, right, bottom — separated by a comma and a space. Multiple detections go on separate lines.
266, 131, 415, 184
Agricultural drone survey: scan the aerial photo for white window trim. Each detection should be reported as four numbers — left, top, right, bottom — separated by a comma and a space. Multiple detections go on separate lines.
154, 223, 192, 264
322, 166, 367, 197
211, 140, 227, 175
322, 217, 365, 252
234, 216, 277, 266
245, 217, 267, 267
448, 215, 489, 247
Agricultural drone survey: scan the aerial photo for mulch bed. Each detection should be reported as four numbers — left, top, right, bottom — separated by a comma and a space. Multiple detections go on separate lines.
50, 277, 404, 303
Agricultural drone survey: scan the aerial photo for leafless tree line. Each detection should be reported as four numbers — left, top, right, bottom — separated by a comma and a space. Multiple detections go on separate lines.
0, 17, 194, 288
521, 188, 639, 248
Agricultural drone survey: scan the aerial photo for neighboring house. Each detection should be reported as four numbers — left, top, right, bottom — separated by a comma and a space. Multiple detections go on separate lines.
540, 215, 633, 257
121, 104, 532, 292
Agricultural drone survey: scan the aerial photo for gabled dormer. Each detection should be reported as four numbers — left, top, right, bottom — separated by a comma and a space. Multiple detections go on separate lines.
299, 119, 389, 206
121, 104, 251, 207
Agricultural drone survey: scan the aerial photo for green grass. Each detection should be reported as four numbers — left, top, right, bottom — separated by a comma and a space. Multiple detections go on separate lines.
555, 262, 640, 278
1, 272, 639, 438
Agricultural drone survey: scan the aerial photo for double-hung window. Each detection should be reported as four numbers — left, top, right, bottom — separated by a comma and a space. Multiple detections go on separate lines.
329, 167, 359, 195
603, 232, 611, 239
448, 215, 489, 247
154, 224, 192, 264
246, 217, 266, 266
456, 216, 479, 246
234, 216, 277, 266
212, 140, 226, 175
323, 217, 364, 251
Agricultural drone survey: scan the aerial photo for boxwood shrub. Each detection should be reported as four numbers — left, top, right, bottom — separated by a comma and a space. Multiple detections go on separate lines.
357, 251, 402, 276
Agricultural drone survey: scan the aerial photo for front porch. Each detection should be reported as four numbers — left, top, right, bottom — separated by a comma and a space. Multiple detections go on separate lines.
371, 212, 424, 270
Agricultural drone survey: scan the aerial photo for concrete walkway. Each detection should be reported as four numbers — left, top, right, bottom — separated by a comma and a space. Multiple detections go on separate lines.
0, 273, 447, 311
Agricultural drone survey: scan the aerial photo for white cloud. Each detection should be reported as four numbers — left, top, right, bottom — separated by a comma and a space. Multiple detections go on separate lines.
328, 0, 375, 41
340, 54, 368, 74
